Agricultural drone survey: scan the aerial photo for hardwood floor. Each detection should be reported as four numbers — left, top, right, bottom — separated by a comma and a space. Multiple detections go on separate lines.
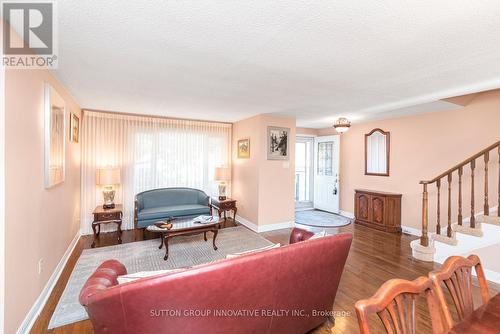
30, 221, 499, 334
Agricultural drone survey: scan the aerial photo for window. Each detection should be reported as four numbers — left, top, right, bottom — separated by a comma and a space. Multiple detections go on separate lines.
317, 141, 333, 176
81, 111, 231, 233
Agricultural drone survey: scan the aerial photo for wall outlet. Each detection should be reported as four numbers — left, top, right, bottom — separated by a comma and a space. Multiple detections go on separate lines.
38, 258, 44, 275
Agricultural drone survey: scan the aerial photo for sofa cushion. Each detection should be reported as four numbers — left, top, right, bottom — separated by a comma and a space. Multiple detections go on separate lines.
117, 268, 187, 284
138, 204, 209, 221
226, 243, 281, 259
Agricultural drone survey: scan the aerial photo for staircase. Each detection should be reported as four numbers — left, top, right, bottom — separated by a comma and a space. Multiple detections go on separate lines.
411, 140, 500, 262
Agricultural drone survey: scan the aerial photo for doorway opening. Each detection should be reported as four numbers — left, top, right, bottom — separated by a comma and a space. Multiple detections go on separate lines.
295, 136, 314, 209
295, 134, 340, 214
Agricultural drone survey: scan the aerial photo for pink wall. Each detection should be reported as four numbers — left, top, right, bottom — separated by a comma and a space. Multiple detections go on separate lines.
257, 115, 296, 226
296, 127, 318, 136
232, 115, 261, 223
318, 90, 500, 230
232, 115, 296, 227
5, 68, 81, 333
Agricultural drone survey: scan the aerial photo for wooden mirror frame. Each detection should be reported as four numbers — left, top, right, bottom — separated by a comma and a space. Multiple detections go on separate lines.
365, 128, 390, 176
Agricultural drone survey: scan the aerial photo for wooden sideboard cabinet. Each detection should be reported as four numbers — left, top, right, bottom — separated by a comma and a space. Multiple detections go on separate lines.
354, 189, 402, 233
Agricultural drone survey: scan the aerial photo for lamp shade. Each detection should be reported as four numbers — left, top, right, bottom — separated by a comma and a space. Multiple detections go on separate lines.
96, 167, 121, 186
214, 167, 231, 181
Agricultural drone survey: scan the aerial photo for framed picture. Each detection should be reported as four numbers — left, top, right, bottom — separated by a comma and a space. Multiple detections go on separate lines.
44, 83, 66, 188
267, 126, 290, 160
237, 138, 250, 158
70, 112, 80, 143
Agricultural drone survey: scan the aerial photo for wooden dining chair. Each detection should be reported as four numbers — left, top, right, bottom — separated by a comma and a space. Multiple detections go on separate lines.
355, 277, 449, 334
429, 254, 490, 328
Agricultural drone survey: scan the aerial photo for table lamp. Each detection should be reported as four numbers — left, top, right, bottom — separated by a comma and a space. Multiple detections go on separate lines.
214, 167, 231, 200
96, 167, 121, 209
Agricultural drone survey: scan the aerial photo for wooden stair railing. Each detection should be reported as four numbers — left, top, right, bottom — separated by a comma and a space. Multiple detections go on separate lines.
419, 140, 500, 247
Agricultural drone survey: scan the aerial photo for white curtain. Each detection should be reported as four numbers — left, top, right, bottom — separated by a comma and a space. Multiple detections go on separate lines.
81, 111, 232, 235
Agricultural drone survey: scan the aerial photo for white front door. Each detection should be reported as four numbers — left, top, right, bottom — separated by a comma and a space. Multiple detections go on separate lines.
313, 135, 340, 213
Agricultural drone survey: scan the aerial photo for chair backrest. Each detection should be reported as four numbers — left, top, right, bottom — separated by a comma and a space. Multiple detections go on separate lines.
136, 187, 209, 209
429, 254, 490, 326
355, 277, 449, 334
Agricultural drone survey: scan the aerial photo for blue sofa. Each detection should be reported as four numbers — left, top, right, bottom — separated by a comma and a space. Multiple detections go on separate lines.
134, 188, 211, 229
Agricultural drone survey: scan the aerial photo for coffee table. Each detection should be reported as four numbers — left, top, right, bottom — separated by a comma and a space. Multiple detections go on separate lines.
146, 216, 220, 260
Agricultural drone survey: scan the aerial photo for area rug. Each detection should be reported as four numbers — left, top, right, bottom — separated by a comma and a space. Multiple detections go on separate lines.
48, 226, 273, 329
295, 209, 352, 228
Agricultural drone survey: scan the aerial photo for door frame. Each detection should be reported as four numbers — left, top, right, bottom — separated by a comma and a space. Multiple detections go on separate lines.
313, 135, 340, 213
295, 135, 315, 209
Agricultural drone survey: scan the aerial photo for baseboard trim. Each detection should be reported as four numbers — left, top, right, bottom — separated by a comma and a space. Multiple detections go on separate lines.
257, 221, 295, 232
295, 207, 314, 212
235, 215, 259, 232
235, 215, 295, 233
401, 226, 422, 237
16, 232, 81, 334
483, 268, 500, 285
339, 210, 355, 219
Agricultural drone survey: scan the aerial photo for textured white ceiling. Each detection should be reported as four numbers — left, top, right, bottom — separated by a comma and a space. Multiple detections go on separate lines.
54, 1, 500, 128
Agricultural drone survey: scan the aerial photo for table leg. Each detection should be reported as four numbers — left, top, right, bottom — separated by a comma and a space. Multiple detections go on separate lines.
212, 228, 218, 251
163, 236, 170, 260
233, 207, 237, 223
158, 232, 164, 249
117, 220, 122, 243
204, 232, 207, 241
91, 223, 98, 248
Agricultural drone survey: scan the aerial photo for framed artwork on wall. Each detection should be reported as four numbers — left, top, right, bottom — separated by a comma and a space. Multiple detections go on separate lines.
70, 112, 80, 143
237, 138, 250, 158
44, 83, 66, 188
267, 126, 290, 160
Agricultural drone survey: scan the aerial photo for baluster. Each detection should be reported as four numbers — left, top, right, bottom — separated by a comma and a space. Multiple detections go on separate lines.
447, 174, 452, 237
458, 166, 463, 225
436, 180, 441, 235
421, 184, 429, 247
470, 160, 476, 228
484, 152, 489, 216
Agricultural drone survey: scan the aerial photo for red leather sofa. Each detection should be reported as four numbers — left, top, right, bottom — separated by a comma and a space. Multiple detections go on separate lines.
80, 228, 352, 334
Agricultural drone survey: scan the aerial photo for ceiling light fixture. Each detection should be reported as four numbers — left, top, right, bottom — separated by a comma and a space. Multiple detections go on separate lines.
333, 117, 351, 133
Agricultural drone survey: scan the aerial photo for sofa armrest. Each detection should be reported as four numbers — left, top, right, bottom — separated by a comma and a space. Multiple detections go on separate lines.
198, 192, 210, 206
135, 195, 144, 211
79, 260, 127, 307
289, 228, 315, 244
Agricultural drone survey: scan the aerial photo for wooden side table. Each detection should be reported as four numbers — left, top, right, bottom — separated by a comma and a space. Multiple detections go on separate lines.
209, 198, 237, 228
92, 204, 123, 248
